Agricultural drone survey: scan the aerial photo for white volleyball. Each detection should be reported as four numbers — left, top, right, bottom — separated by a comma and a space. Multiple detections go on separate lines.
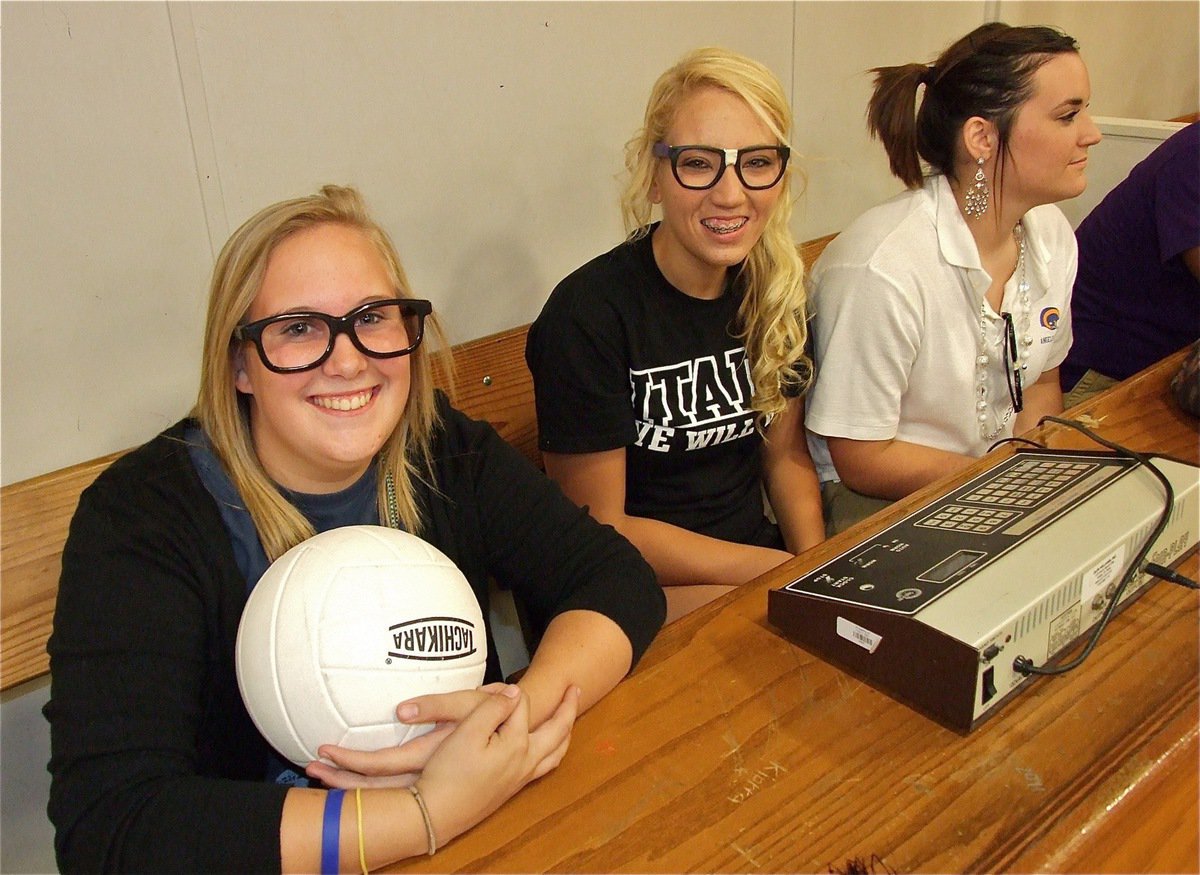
235, 525, 487, 766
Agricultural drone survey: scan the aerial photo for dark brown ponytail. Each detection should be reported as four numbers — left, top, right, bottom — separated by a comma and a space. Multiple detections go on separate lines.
867, 63, 931, 189
866, 23, 1079, 189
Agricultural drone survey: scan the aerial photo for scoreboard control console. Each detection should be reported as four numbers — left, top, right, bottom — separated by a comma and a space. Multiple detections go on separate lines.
767, 450, 1199, 732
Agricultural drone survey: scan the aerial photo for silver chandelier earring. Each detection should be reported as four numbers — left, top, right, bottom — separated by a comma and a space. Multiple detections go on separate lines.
963, 156, 990, 219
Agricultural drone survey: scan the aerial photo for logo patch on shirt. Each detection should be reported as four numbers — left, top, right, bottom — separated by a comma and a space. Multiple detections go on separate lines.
629, 349, 756, 454
1040, 307, 1061, 331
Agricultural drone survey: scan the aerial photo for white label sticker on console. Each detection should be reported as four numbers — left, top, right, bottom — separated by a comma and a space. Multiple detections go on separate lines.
1081, 544, 1127, 606
837, 617, 882, 653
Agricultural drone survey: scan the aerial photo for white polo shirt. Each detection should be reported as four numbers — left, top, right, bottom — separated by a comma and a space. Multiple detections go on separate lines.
806, 174, 1076, 483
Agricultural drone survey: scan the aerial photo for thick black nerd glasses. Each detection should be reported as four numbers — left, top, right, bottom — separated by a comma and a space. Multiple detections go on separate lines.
652, 142, 790, 191
234, 298, 432, 374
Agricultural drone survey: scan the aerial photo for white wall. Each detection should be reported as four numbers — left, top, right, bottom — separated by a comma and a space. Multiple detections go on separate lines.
1004, 0, 1199, 120
2, 0, 799, 485
4, 1, 1197, 487
2, 2, 214, 485
791, 1, 986, 236
1, 3, 1196, 871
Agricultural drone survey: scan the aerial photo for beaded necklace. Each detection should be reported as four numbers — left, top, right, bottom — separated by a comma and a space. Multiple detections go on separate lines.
975, 223, 1032, 441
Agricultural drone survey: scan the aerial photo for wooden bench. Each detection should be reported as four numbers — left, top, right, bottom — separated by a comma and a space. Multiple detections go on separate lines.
0, 233, 839, 692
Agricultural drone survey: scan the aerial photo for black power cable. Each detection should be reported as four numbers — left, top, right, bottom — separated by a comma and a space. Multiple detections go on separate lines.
1011, 415, 1194, 677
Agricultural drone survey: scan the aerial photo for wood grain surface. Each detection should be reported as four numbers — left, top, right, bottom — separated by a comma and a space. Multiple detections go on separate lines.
1, 451, 125, 689
388, 346, 1199, 874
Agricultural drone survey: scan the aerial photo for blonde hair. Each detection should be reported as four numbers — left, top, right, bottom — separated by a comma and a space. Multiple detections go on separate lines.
620, 46, 811, 420
193, 185, 447, 561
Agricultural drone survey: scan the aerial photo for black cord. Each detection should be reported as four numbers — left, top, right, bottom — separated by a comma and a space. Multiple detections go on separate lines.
1012, 415, 1183, 677
987, 435, 1046, 453
1144, 562, 1200, 589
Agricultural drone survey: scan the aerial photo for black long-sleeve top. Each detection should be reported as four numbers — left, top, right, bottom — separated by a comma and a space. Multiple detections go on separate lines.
45, 396, 665, 872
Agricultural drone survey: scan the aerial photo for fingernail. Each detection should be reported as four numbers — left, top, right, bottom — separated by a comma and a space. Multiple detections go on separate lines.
501, 684, 521, 699
397, 703, 419, 721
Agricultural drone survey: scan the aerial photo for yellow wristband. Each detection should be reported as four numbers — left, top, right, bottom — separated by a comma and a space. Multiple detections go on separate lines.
355, 787, 367, 875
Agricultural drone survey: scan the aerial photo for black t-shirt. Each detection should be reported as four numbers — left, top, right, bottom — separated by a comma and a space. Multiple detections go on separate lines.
527, 228, 778, 546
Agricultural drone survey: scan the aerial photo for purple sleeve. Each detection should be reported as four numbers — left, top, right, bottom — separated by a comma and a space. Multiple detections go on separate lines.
1154, 129, 1200, 265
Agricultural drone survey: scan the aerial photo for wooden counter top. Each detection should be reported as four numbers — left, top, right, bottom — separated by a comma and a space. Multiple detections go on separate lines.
390, 348, 1199, 874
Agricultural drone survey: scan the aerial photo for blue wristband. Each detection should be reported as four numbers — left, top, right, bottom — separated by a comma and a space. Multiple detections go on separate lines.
321, 788, 346, 875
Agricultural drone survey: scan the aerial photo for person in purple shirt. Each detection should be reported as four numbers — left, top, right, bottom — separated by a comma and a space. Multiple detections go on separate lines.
1061, 122, 1200, 406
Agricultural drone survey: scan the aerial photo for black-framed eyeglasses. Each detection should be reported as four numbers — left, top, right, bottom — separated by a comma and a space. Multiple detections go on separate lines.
652, 143, 790, 191
234, 298, 432, 374
1002, 312, 1024, 414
